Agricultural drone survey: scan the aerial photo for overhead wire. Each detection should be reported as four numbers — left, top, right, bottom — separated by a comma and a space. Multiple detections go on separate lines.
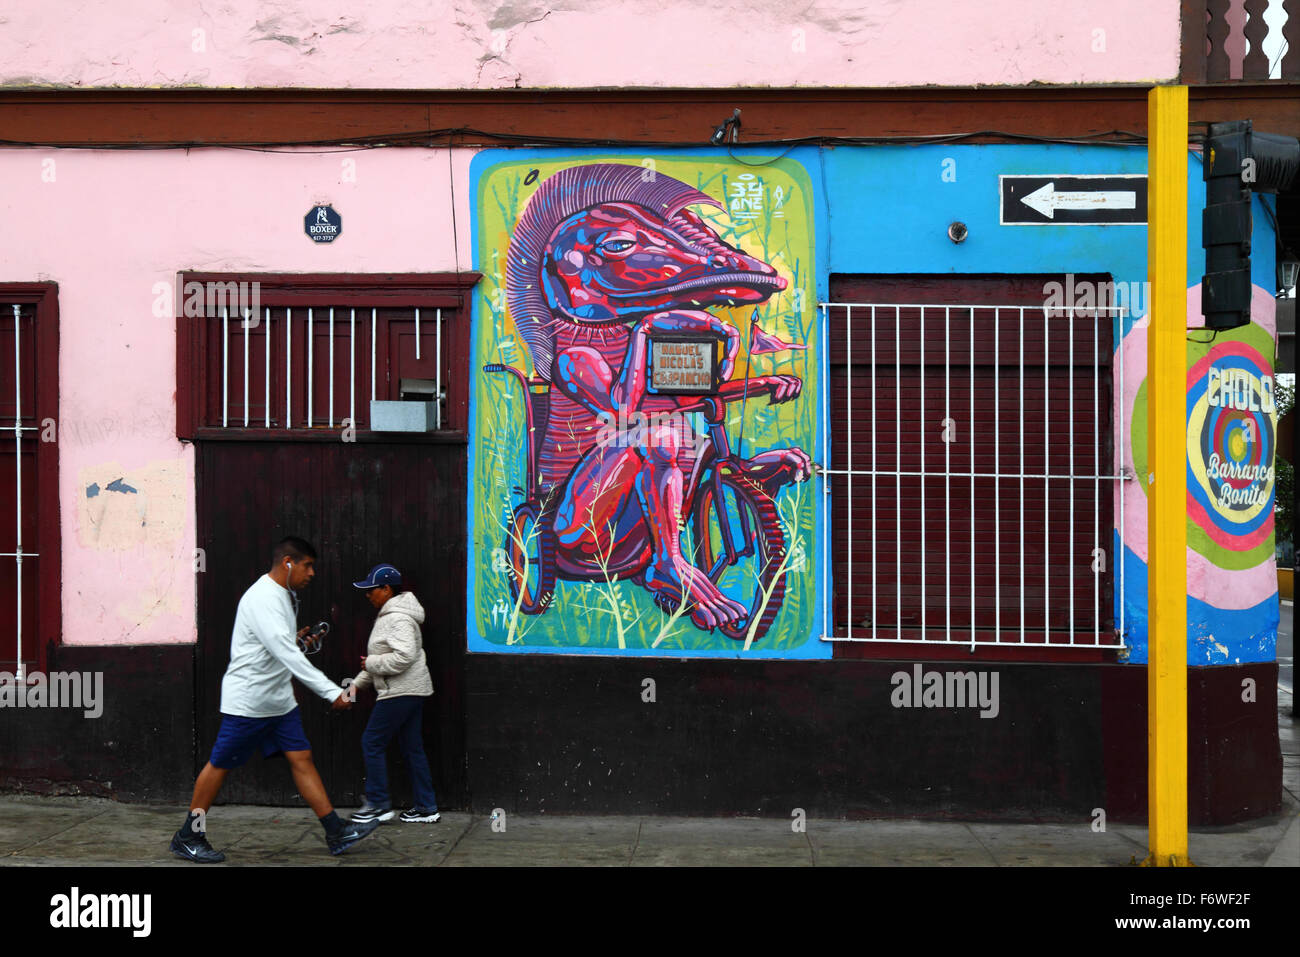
0, 126, 1165, 152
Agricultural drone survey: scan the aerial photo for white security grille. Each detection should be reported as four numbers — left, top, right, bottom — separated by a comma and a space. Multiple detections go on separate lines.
2, 303, 38, 679
820, 301, 1130, 650
213, 306, 445, 431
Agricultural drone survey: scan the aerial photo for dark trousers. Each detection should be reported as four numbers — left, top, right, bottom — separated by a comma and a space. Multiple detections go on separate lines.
362, 694, 437, 809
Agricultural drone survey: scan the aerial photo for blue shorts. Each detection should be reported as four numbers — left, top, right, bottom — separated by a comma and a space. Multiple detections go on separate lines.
209, 707, 313, 769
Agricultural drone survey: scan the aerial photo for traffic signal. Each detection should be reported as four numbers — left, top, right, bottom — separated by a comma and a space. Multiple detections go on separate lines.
1201, 120, 1299, 330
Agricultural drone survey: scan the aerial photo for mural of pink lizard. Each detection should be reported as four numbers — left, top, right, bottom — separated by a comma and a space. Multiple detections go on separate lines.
495, 163, 811, 636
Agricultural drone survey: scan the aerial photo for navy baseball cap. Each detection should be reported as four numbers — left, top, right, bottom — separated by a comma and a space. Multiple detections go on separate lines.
353, 563, 402, 589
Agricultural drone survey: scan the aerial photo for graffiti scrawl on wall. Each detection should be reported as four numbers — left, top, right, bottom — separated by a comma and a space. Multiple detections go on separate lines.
467, 153, 826, 657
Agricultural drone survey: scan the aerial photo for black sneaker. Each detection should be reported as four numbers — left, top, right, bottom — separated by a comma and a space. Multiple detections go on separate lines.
399, 807, 441, 823
327, 818, 380, 856
350, 802, 395, 824
170, 830, 226, 863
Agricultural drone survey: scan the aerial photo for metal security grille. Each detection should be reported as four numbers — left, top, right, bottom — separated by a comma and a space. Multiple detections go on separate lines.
207, 306, 446, 432
1, 303, 38, 677
821, 300, 1129, 650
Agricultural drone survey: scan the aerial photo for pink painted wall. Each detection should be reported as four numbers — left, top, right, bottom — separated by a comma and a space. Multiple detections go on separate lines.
0, 146, 474, 645
1, 0, 1182, 89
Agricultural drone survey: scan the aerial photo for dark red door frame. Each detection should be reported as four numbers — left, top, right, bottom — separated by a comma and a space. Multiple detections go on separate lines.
0, 283, 60, 671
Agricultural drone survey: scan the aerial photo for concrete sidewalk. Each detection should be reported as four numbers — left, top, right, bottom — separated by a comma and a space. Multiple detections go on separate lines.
0, 794, 1295, 866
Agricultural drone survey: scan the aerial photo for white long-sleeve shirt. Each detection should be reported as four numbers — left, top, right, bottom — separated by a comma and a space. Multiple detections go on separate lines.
219, 574, 344, 717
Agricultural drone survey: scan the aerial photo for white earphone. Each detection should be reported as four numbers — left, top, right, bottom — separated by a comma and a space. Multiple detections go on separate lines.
284, 558, 301, 616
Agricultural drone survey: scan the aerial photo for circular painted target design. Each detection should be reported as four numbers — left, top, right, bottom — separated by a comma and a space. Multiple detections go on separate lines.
1185, 341, 1277, 553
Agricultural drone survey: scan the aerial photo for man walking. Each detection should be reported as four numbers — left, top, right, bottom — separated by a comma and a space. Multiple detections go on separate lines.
170, 536, 380, 862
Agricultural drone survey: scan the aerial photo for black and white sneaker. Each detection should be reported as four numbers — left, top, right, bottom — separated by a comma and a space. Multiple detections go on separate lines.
350, 802, 395, 824
327, 818, 380, 855
170, 830, 226, 863
399, 807, 440, 823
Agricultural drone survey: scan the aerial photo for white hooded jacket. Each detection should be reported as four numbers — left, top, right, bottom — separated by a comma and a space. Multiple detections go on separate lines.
351, 591, 433, 700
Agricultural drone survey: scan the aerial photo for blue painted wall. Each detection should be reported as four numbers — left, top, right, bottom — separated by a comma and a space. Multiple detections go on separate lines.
814, 142, 1280, 666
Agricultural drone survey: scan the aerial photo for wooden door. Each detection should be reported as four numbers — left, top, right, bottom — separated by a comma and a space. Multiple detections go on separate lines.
195, 440, 467, 807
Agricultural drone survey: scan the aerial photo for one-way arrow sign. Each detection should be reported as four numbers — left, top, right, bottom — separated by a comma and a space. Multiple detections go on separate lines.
1000, 174, 1147, 225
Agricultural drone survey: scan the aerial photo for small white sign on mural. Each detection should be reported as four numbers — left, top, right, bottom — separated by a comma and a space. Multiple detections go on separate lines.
649, 338, 717, 393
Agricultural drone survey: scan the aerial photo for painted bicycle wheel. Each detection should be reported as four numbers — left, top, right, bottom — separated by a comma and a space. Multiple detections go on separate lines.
506, 501, 557, 615
690, 471, 787, 642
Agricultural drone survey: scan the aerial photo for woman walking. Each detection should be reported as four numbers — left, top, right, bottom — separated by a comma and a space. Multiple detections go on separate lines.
349, 563, 440, 824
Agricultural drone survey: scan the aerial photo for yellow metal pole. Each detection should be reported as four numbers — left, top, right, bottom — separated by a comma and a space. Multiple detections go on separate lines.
1145, 84, 1190, 867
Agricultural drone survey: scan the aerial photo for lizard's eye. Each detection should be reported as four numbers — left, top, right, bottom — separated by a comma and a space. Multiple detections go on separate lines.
599, 238, 635, 255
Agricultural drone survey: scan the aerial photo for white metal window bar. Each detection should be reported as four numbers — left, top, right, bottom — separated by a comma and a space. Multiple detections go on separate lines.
411, 307, 446, 428
435, 308, 443, 429
264, 307, 271, 428
328, 306, 335, 429
819, 301, 1129, 650
211, 307, 447, 431
221, 307, 228, 428
243, 306, 250, 428
307, 307, 314, 427
286, 306, 292, 429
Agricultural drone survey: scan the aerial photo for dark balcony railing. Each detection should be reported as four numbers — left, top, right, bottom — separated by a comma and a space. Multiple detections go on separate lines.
1182, 0, 1299, 81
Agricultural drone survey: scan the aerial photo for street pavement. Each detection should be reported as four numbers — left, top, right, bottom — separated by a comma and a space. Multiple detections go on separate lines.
0, 791, 1293, 867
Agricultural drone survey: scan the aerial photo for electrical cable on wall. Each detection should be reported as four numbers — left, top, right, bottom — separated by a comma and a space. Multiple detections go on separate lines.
0, 127, 1166, 152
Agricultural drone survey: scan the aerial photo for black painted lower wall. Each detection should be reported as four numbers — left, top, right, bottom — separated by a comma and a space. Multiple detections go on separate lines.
0, 643, 196, 803
0, 645, 1283, 825
464, 655, 1282, 825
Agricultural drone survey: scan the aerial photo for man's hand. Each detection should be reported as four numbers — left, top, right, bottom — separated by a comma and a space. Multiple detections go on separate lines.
359, 655, 368, 671
296, 624, 323, 654
331, 693, 352, 711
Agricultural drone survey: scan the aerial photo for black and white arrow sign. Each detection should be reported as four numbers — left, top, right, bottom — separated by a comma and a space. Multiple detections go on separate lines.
1000, 175, 1147, 225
